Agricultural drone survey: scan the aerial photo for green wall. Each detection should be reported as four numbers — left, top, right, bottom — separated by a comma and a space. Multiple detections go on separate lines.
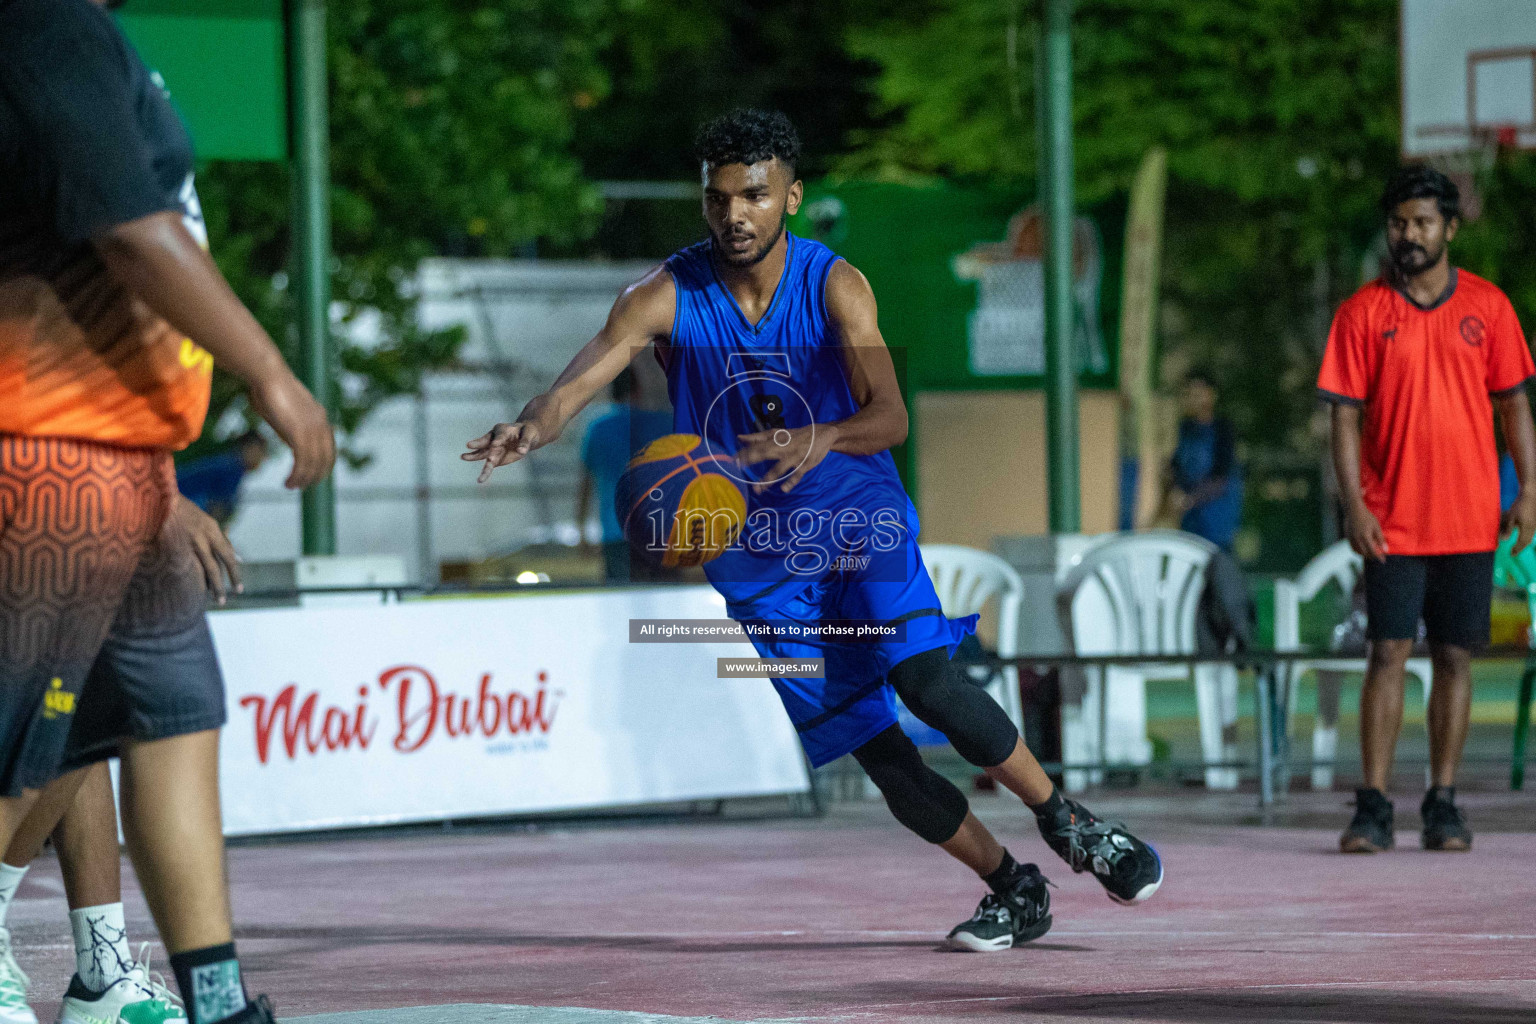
118, 0, 287, 162
790, 180, 1124, 494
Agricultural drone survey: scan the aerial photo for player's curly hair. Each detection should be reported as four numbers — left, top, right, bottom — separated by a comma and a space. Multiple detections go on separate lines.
1380, 165, 1460, 223
694, 109, 801, 177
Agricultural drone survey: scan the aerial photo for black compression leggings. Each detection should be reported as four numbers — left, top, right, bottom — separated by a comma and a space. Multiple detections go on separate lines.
886, 645, 1019, 768
851, 724, 969, 844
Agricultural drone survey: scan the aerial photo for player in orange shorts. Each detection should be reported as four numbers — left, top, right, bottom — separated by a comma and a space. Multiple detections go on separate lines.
0, 0, 334, 1021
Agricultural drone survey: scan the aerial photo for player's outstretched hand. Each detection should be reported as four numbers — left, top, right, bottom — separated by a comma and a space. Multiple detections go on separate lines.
1502, 489, 1536, 556
464, 420, 544, 483
176, 495, 242, 604
250, 372, 336, 490
1344, 501, 1388, 562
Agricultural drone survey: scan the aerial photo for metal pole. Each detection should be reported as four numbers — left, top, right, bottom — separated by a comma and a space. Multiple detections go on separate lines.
288, 0, 336, 555
1038, 0, 1080, 532
1256, 668, 1275, 809
413, 392, 436, 587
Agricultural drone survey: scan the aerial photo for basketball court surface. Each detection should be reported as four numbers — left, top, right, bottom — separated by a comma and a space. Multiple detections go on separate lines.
6, 789, 1534, 1024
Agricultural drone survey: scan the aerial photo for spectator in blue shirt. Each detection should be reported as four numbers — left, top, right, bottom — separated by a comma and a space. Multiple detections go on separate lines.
1161, 368, 1244, 551
577, 367, 674, 582
176, 429, 269, 527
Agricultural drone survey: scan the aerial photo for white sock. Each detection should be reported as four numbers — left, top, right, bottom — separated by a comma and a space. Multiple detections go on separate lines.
69, 902, 135, 992
0, 863, 26, 928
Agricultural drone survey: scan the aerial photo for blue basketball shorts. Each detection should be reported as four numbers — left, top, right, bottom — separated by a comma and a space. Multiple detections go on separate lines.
739, 539, 978, 767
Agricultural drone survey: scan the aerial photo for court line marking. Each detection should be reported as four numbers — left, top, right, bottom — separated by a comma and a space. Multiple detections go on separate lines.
21, 927, 1521, 943
837, 977, 1536, 1012
377, 928, 1536, 941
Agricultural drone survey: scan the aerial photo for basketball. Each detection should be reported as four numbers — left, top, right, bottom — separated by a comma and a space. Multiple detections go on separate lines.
614, 433, 746, 567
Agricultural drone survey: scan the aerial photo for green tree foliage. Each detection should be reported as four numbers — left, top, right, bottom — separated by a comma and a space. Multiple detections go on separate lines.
194, 0, 612, 461
1456, 152, 1536, 326
849, 0, 1405, 453
552, 0, 907, 261
572, 0, 902, 182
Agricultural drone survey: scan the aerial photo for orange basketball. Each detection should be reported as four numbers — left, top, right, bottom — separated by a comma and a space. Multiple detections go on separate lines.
614, 434, 747, 567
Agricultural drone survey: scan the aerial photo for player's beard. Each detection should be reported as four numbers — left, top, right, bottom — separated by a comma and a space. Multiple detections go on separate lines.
714, 210, 787, 269
1388, 238, 1444, 279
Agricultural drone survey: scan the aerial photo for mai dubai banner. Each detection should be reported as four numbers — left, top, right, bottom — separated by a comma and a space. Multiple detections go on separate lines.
208, 587, 810, 836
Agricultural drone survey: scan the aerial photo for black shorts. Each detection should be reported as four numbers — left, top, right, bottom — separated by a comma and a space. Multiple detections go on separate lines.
1363, 551, 1495, 650
60, 492, 227, 774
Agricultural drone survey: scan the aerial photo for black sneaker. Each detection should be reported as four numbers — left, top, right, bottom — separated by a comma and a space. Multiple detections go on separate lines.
1038, 799, 1163, 905
945, 863, 1053, 952
1421, 787, 1472, 851
1340, 787, 1394, 853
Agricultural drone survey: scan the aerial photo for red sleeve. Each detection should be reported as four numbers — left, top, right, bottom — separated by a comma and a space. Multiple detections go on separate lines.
1318, 299, 1371, 405
1485, 292, 1534, 396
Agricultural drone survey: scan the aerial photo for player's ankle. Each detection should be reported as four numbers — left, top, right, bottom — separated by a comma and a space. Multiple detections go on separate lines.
170, 942, 248, 1024
1027, 788, 1065, 822
69, 902, 133, 991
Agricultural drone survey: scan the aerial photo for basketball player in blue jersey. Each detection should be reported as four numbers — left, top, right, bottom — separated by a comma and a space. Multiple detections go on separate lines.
465, 109, 1162, 950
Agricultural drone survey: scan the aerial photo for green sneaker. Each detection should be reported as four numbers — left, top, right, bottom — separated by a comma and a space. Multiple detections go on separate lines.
58, 946, 185, 1024
0, 927, 37, 1024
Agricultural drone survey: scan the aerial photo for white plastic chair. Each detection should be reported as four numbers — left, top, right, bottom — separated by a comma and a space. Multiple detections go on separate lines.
1056, 530, 1240, 792
921, 544, 1026, 733
1273, 540, 1432, 790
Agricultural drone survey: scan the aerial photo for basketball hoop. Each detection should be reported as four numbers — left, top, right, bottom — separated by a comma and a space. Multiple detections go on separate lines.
1402, 3, 1536, 220
1423, 126, 1506, 221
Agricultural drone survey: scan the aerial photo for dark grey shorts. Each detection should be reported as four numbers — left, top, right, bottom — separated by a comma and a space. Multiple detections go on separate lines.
59, 614, 226, 773
1362, 550, 1495, 651
57, 504, 227, 774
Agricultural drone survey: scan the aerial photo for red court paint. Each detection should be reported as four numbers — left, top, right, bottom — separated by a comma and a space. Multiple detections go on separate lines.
7, 794, 1534, 1023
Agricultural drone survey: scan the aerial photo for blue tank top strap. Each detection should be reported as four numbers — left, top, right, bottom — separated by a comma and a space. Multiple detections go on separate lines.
795, 236, 841, 330
665, 240, 713, 292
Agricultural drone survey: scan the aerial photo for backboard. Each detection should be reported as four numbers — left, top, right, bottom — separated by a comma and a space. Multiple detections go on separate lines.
1402, 0, 1536, 158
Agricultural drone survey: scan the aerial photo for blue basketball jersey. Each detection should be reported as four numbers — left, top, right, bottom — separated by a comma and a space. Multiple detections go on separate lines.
662, 233, 916, 618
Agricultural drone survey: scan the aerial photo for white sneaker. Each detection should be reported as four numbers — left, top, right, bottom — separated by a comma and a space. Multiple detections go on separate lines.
57, 945, 185, 1024
0, 927, 37, 1024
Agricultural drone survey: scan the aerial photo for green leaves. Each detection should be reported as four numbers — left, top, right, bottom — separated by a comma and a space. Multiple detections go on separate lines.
852, 0, 1406, 454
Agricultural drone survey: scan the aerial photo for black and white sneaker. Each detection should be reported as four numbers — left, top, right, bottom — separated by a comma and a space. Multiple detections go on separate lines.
1038, 798, 1162, 905
1340, 787, 1394, 853
945, 863, 1053, 952
1421, 787, 1472, 852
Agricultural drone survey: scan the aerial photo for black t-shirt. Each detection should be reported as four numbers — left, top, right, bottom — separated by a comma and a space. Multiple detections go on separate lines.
0, 0, 212, 449
0, 0, 194, 268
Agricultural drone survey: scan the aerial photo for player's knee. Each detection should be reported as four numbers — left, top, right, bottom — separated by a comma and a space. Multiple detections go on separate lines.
851, 725, 967, 844
1368, 637, 1414, 670
1429, 643, 1471, 671
885, 646, 951, 721
886, 648, 1016, 768
851, 722, 924, 786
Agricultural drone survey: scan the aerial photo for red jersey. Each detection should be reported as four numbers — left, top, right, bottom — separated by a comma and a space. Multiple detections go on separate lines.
1318, 269, 1534, 555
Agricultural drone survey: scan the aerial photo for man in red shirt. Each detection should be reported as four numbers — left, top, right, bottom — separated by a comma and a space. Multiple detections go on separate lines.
1318, 166, 1536, 853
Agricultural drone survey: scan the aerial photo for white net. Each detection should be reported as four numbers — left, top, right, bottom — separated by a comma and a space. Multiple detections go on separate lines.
1423, 127, 1503, 220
